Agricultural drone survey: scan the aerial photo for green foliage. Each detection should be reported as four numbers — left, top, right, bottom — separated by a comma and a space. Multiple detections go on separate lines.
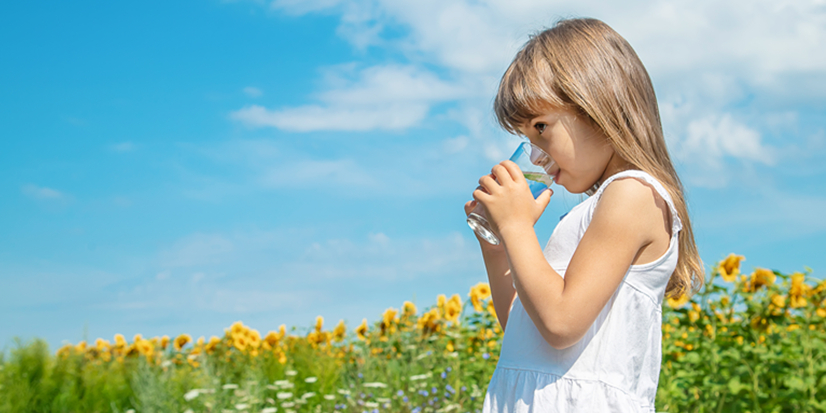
1, 261, 824, 412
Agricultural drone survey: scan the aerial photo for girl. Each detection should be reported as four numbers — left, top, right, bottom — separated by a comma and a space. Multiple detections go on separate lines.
465, 18, 704, 412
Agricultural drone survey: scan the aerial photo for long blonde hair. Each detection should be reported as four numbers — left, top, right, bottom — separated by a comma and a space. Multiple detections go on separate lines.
494, 18, 704, 298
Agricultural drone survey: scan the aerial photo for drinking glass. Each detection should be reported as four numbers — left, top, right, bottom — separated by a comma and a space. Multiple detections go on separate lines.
467, 141, 556, 245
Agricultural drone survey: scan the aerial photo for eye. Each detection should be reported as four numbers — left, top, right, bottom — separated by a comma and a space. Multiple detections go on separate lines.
534, 122, 547, 134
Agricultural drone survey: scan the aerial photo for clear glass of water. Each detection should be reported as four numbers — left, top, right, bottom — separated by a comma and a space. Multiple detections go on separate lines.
467, 141, 556, 245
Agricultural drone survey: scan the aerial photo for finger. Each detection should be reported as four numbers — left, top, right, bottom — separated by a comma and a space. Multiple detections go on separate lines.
478, 174, 500, 194
491, 164, 514, 184
536, 188, 553, 210
472, 188, 492, 203
500, 160, 523, 182
464, 199, 477, 215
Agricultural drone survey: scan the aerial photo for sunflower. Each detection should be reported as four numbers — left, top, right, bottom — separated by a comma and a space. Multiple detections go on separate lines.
174, 334, 192, 351
307, 331, 323, 348
114, 334, 127, 349
160, 335, 170, 350
666, 292, 690, 308
437, 294, 447, 316
247, 329, 261, 349
789, 272, 811, 308
746, 268, 776, 292
470, 291, 484, 313
230, 321, 246, 336
718, 254, 745, 282
205, 336, 221, 354
333, 320, 346, 343
355, 318, 369, 341
417, 308, 441, 335
232, 332, 248, 352
95, 338, 111, 352
445, 298, 462, 324
264, 331, 281, 347
315, 316, 324, 333
487, 299, 498, 320
381, 308, 398, 336
135, 339, 154, 357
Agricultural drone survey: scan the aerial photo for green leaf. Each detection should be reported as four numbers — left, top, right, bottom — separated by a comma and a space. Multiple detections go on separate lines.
727, 376, 744, 395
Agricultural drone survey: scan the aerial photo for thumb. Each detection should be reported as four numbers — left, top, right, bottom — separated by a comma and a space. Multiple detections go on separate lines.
536, 188, 553, 210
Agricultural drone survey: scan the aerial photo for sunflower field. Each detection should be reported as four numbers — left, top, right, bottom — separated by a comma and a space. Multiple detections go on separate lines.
1, 255, 825, 413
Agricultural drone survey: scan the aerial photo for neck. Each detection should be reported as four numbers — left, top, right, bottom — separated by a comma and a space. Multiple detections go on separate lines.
597, 152, 635, 187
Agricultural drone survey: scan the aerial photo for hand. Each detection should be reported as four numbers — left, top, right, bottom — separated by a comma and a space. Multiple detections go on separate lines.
472, 160, 553, 238
464, 184, 489, 216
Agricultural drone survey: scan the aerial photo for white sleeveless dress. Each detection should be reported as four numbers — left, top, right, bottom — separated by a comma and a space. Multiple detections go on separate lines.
482, 170, 682, 413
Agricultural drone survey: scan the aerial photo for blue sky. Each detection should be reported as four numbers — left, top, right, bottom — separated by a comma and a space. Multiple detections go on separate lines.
2, 0, 825, 350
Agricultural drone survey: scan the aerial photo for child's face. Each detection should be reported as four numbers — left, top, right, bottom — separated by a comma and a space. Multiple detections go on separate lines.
518, 107, 621, 194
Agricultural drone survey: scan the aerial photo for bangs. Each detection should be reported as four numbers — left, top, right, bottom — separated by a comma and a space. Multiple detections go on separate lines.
494, 37, 568, 136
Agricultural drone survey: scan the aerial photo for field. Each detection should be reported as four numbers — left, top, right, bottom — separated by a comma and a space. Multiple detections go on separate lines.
2, 255, 825, 413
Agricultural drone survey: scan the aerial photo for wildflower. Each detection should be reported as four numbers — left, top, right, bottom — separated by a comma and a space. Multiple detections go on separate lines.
688, 310, 700, 323
746, 268, 775, 292
184, 389, 200, 401
402, 301, 417, 318
307, 331, 323, 348
205, 336, 221, 354
666, 292, 690, 308
718, 254, 745, 282
135, 339, 154, 356
470, 282, 491, 312
174, 334, 192, 351
381, 308, 398, 336
247, 329, 261, 349
230, 321, 246, 335
114, 334, 127, 348
333, 320, 346, 342
160, 335, 170, 350
769, 294, 786, 310
417, 308, 441, 335
355, 318, 369, 341
232, 333, 248, 352
487, 299, 498, 320
56, 344, 73, 358
445, 295, 462, 324
95, 338, 111, 352
789, 272, 811, 308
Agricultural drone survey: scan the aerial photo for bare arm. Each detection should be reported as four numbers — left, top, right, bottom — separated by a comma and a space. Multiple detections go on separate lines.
475, 162, 665, 349
465, 200, 516, 330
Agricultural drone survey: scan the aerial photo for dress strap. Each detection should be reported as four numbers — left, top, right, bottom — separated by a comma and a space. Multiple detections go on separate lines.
588, 170, 683, 235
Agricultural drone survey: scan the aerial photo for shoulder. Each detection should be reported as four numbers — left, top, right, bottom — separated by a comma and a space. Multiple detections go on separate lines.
591, 175, 671, 240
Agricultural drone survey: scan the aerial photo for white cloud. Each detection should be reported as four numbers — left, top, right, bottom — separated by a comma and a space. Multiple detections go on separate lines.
110, 142, 135, 152
243, 86, 263, 97
680, 114, 774, 166
259, 158, 380, 188
21, 184, 67, 201
231, 103, 429, 131
231, 64, 466, 132
258, 0, 826, 174
159, 233, 235, 268
288, 231, 479, 281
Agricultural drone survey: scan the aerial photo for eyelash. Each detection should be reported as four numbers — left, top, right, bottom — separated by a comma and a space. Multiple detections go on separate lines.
535, 123, 547, 134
